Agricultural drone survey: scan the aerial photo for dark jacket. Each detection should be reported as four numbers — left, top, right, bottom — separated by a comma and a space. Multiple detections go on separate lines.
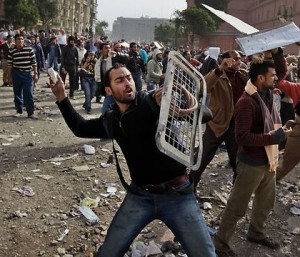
0, 42, 13, 59
205, 68, 248, 137
46, 42, 61, 59
61, 44, 78, 67
235, 90, 284, 165
126, 51, 146, 74
200, 56, 218, 76
31, 43, 45, 69
57, 91, 186, 185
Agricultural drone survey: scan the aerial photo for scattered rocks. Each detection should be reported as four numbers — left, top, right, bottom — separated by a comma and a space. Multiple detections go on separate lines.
57, 247, 66, 255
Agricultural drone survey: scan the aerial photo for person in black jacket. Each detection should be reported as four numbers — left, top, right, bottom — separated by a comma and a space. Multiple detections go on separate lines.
50, 63, 216, 257
126, 42, 145, 91
60, 35, 79, 98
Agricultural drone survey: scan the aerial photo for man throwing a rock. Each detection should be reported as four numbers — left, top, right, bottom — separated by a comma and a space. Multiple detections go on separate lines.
50, 63, 216, 257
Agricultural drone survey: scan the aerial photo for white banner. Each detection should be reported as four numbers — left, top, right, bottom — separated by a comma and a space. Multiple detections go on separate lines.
236, 22, 300, 56
201, 4, 259, 35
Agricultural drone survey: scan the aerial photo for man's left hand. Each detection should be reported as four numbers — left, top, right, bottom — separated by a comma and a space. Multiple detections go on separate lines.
33, 74, 39, 83
152, 87, 163, 106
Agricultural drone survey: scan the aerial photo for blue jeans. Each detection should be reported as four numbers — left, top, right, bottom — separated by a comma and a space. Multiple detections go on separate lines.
101, 95, 115, 114
132, 71, 143, 91
48, 54, 59, 71
12, 69, 34, 116
96, 182, 216, 257
147, 81, 158, 91
82, 78, 95, 112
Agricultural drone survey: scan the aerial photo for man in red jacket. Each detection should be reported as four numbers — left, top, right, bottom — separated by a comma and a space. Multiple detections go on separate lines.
214, 61, 292, 257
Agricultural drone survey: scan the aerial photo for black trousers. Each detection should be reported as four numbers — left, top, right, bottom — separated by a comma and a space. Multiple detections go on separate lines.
60, 65, 78, 97
280, 101, 295, 125
190, 125, 238, 191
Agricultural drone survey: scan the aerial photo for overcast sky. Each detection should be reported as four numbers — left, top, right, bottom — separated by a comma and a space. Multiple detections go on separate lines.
97, 0, 187, 30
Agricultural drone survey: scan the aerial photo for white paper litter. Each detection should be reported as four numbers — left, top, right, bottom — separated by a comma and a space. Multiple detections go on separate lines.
83, 144, 95, 155
100, 163, 111, 168
203, 202, 212, 210
107, 185, 117, 194
290, 206, 300, 215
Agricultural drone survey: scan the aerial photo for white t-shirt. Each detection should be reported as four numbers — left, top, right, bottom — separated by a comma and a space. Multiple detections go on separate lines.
57, 33, 67, 45
77, 47, 87, 64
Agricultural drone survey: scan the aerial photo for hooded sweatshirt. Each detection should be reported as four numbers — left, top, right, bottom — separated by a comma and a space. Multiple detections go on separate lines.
146, 48, 163, 83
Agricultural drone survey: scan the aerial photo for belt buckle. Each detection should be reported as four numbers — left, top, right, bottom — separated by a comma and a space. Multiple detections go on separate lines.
144, 184, 166, 194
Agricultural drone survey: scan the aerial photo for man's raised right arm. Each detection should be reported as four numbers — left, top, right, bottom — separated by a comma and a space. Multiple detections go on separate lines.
50, 75, 108, 139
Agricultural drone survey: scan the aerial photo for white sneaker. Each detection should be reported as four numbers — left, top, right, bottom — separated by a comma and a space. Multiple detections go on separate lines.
13, 112, 23, 118
28, 114, 38, 119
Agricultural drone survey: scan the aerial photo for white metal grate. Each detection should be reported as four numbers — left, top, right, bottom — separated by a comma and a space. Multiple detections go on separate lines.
156, 51, 207, 170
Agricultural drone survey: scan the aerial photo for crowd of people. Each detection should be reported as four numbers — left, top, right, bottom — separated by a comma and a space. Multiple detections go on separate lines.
1, 27, 300, 257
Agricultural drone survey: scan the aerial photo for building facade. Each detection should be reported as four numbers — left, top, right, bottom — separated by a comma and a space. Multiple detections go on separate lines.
112, 17, 170, 43
53, 0, 97, 35
0, 0, 97, 35
0, 0, 6, 26
187, 0, 300, 54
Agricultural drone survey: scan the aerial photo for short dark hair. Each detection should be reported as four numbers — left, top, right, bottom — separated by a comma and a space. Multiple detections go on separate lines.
221, 51, 230, 59
67, 35, 76, 43
100, 42, 109, 50
129, 42, 137, 48
104, 63, 126, 88
14, 33, 22, 40
182, 50, 190, 58
221, 50, 239, 59
249, 60, 275, 84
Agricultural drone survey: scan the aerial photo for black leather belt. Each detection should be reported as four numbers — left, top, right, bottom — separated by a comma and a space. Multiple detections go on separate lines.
142, 173, 189, 194
13, 67, 31, 72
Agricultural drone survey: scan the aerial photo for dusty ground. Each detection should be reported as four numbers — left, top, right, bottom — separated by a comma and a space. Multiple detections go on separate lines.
0, 71, 299, 257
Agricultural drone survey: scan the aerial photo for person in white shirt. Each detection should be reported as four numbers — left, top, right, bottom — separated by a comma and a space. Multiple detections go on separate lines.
57, 29, 67, 51
76, 40, 87, 90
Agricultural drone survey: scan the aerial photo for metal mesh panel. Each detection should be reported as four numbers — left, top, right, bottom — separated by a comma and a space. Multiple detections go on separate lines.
156, 51, 207, 170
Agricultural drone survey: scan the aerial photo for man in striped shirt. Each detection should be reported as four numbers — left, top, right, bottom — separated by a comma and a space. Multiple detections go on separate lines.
7, 33, 38, 119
